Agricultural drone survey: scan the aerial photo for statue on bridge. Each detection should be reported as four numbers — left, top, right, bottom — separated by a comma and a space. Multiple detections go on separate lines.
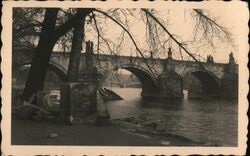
226, 52, 237, 74
86, 40, 94, 70
150, 51, 153, 59
164, 47, 174, 71
229, 52, 235, 64
207, 54, 214, 63
168, 47, 172, 58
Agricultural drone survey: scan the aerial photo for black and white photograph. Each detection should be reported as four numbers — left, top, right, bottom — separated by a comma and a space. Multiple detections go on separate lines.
1, 1, 248, 155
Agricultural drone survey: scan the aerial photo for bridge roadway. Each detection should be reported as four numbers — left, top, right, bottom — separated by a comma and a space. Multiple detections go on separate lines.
14, 50, 238, 98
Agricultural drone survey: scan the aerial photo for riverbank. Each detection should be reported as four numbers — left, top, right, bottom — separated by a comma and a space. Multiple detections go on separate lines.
11, 118, 198, 146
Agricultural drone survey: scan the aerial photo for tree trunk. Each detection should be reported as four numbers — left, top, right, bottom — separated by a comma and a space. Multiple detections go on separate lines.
67, 17, 85, 82
22, 8, 94, 103
22, 9, 59, 102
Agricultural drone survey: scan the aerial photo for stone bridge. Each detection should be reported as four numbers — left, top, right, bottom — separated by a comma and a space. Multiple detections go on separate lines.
13, 47, 238, 98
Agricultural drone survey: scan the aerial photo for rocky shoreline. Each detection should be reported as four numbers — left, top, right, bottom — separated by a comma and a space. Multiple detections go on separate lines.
112, 117, 200, 146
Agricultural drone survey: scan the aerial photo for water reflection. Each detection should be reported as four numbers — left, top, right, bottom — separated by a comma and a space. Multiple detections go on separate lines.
106, 88, 238, 146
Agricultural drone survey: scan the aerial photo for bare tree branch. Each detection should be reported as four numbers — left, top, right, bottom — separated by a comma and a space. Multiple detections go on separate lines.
94, 9, 157, 78
142, 8, 209, 73
90, 21, 116, 56
54, 8, 94, 41
192, 9, 234, 48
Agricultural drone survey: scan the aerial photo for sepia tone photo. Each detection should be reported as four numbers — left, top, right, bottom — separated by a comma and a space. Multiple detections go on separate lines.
1, 1, 248, 155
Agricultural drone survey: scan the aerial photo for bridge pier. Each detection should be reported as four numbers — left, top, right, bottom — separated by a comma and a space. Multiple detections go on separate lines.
221, 76, 238, 98
141, 80, 159, 98
60, 41, 108, 124
156, 48, 184, 99
220, 52, 238, 98
156, 70, 184, 98
60, 71, 102, 124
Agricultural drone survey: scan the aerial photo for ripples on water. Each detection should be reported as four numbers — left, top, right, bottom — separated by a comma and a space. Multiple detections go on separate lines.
106, 88, 238, 146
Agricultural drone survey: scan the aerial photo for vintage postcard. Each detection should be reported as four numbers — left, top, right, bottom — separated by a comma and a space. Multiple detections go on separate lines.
1, 0, 249, 155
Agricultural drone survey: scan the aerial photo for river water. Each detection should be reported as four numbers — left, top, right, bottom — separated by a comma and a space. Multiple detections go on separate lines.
106, 88, 238, 146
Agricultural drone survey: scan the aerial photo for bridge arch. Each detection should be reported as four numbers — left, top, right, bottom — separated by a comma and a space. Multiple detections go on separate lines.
47, 64, 67, 82
106, 64, 158, 97
183, 70, 221, 97
16, 61, 68, 83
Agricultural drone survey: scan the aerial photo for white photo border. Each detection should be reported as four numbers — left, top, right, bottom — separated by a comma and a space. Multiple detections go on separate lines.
1, 1, 248, 155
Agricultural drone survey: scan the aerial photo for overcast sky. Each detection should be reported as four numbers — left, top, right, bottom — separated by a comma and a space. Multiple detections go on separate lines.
53, 6, 240, 64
